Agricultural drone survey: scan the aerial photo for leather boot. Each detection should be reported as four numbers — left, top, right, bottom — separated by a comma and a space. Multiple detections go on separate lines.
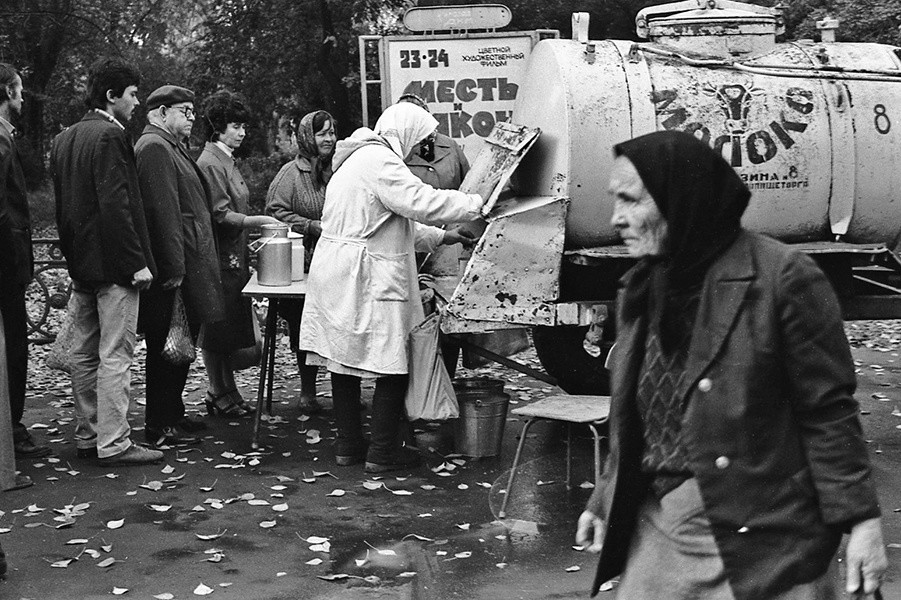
365, 375, 420, 473
330, 373, 367, 464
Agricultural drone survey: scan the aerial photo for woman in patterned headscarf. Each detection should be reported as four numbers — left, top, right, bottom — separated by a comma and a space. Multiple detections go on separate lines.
266, 110, 337, 414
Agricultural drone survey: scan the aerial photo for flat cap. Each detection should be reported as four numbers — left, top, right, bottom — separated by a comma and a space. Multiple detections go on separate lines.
146, 85, 195, 111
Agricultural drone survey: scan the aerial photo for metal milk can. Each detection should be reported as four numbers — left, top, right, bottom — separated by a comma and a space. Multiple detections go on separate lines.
288, 231, 305, 281
257, 223, 292, 286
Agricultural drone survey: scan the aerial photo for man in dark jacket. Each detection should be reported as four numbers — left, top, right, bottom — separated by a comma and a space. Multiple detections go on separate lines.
576, 131, 886, 599
135, 85, 224, 447
50, 57, 162, 466
0, 63, 49, 459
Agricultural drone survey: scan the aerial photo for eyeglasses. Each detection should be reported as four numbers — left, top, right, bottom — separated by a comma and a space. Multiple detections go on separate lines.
167, 105, 195, 119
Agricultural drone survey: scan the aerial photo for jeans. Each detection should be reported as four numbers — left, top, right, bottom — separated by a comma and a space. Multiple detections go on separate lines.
70, 282, 138, 458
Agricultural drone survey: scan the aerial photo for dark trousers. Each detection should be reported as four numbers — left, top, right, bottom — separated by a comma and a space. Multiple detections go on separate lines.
0, 284, 27, 439
141, 287, 191, 428
330, 372, 408, 457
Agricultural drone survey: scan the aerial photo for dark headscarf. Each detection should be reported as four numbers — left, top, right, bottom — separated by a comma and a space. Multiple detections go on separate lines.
297, 110, 336, 190
616, 130, 751, 350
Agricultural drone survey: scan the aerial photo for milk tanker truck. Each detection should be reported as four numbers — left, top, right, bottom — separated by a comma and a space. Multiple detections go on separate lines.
362, 1, 901, 393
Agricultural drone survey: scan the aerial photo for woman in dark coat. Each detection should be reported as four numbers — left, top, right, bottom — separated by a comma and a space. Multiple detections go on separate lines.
197, 91, 281, 417
265, 110, 336, 414
576, 131, 886, 600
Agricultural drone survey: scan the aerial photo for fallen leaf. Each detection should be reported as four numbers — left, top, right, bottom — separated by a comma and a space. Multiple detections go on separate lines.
362, 481, 383, 490
420, 485, 436, 491
106, 519, 124, 530
306, 536, 329, 544
140, 481, 163, 492
260, 520, 277, 529
565, 565, 581, 572
161, 464, 175, 474
247, 499, 270, 506
112, 587, 129, 595
85, 549, 101, 558
377, 549, 397, 556
456, 523, 471, 530
153, 594, 175, 600
454, 551, 472, 559
310, 542, 331, 553
599, 581, 615, 592
457, 484, 469, 490
305, 558, 323, 565
316, 574, 349, 581
50, 559, 73, 568
496, 562, 508, 568
96, 557, 116, 568
402, 533, 434, 542
195, 530, 226, 541
398, 571, 417, 578
579, 481, 595, 489
193, 583, 214, 595
272, 503, 288, 512
149, 505, 171, 512
102, 544, 113, 552
572, 545, 585, 551
326, 489, 346, 497
391, 489, 413, 496
66, 538, 89, 545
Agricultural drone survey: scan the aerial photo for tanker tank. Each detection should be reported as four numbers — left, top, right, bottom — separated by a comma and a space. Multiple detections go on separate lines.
511, 3, 901, 250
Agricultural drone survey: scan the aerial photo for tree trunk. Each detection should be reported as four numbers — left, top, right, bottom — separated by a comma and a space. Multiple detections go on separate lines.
316, 0, 353, 129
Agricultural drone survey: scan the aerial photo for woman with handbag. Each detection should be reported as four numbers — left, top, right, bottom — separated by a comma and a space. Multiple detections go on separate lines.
197, 91, 281, 418
265, 109, 336, 414
298, 103, 489, 472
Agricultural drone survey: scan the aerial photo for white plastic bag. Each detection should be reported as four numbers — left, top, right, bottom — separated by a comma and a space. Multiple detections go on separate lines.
405, 312, 458, 421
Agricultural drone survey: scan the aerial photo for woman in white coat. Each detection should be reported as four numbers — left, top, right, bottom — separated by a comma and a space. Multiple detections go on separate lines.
299, 103, 486, 473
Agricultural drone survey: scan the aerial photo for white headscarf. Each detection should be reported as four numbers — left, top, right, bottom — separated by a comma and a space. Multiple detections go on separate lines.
374, 103, 438, 159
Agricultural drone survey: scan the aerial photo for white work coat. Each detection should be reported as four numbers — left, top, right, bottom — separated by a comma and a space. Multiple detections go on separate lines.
299, 132, 482, 375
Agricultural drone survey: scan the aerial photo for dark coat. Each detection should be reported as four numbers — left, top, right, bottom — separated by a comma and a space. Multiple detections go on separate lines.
51, 111, 155, 286
588, 230, 881, 600
134, 125, 224, 333
196, 142, 251, 273
404, 133, 469, 191
0, 122, 32, 288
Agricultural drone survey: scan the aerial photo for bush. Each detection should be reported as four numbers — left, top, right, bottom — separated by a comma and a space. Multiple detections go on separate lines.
28, 183, 57, 230
239, 152, 293, 216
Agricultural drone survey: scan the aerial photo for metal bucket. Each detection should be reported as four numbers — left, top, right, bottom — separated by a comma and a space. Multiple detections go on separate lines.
453, 377, 509, 458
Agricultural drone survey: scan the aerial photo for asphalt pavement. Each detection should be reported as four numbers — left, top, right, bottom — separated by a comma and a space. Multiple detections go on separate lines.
1, 329, 899, 600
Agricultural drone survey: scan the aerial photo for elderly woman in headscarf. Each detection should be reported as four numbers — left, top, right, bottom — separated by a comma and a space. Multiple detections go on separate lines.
575, 130, 886, 600
265, 110, 337, 414
299, 103, 490, 473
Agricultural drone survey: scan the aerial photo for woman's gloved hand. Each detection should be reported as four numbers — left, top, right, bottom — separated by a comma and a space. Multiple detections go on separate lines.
441, 227, 476, 248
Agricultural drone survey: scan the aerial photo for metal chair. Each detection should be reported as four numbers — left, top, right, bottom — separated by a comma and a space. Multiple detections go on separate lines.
498, 394, 610, 519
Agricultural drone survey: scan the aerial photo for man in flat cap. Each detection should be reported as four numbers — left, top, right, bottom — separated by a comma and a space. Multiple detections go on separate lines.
135, 85, 224, 447
51, 57, 162, 466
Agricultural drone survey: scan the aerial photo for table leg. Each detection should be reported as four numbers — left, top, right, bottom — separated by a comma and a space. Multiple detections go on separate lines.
252, 298, 278, 449
498, 417, 538, 519
265, 299, 278, 414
